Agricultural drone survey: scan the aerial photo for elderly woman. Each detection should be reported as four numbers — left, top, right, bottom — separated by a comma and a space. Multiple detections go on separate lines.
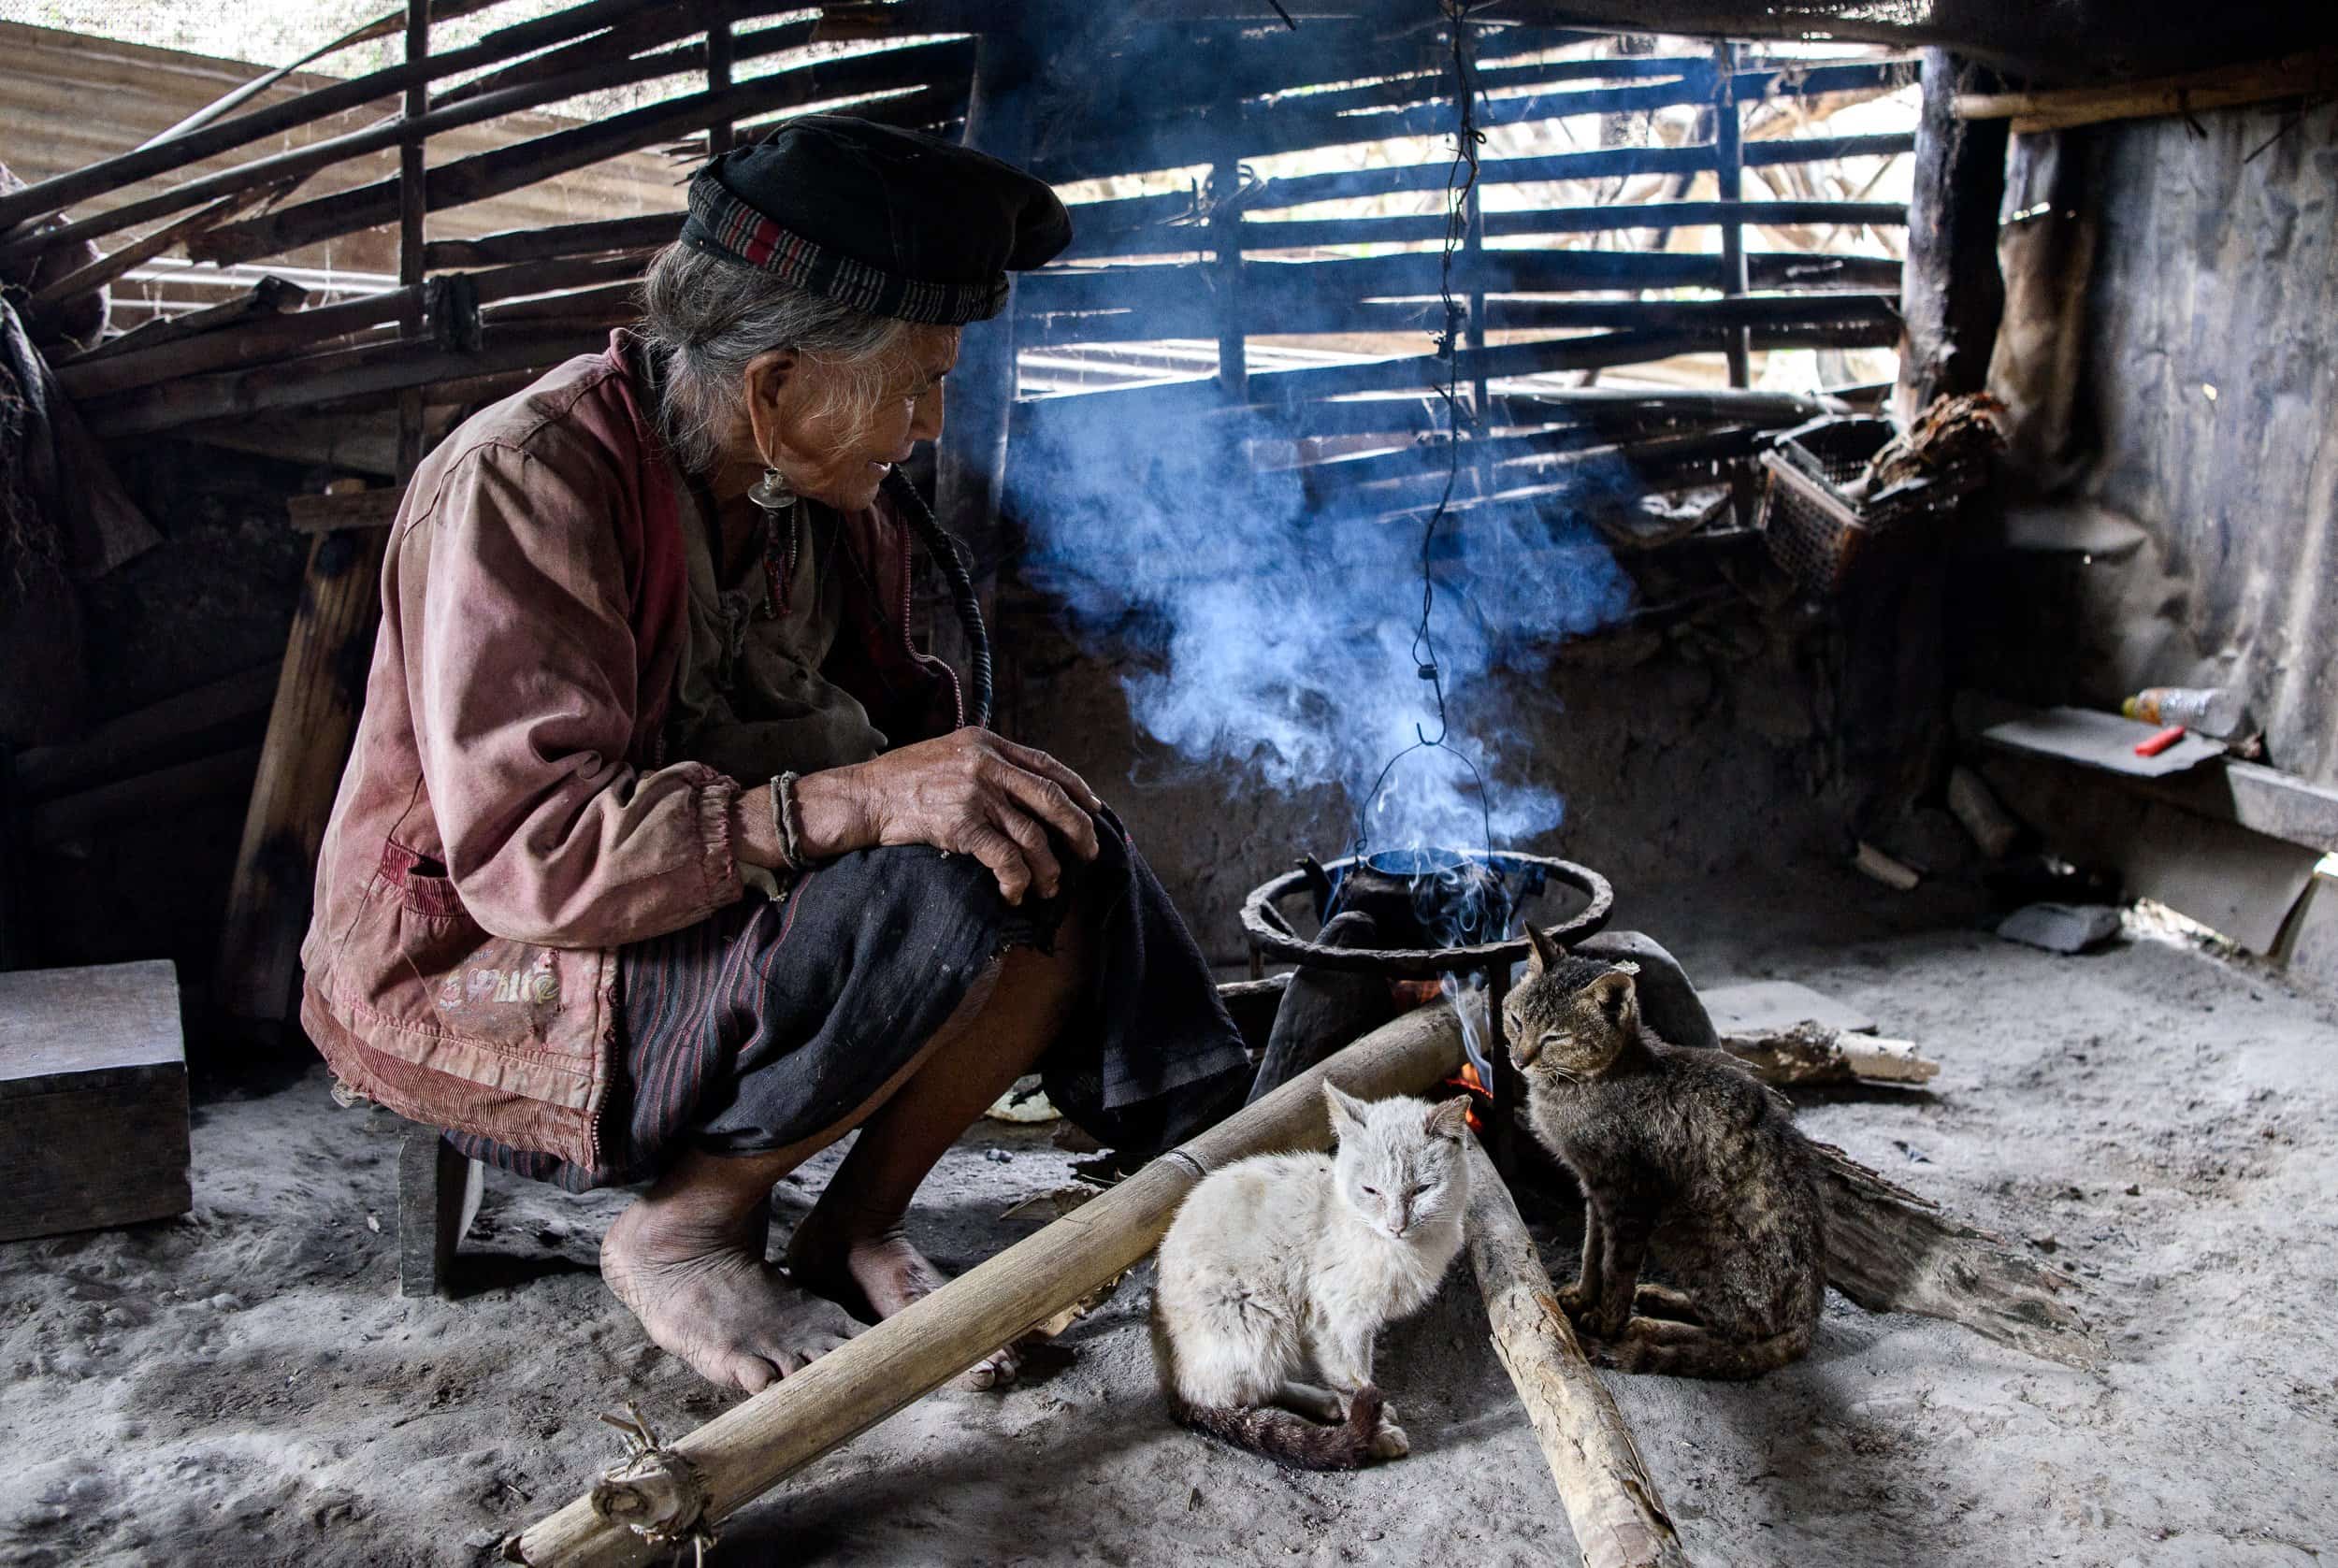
301, 117, 1249, 1393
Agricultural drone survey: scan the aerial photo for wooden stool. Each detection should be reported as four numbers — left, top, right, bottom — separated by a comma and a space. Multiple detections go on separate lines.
397, 1126, 483, 1298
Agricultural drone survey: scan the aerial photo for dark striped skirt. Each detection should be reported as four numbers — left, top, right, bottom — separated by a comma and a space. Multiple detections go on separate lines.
453, 817, 1252, 1192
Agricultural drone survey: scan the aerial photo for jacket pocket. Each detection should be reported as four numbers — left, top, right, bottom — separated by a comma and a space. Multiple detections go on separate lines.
380, 837, 463, 917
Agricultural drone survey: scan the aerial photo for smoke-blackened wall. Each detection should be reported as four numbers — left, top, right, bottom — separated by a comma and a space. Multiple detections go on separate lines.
1001, 538, 1844, 958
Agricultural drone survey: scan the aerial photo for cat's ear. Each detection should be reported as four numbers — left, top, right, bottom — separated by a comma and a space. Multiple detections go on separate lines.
1587, 969, 1638, 1026
1423, 1094, 1472, 1143
1322, 1081, 1369, 1136
1523, 923, 1563, 975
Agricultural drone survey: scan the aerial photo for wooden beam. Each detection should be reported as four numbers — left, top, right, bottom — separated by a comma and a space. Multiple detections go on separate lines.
508, 1005, 1469, 1566
422, 211, 679, 270
0, 0, 679, 237
79, 324, 617, 437
58, 255, 638, 402
1955, 47, 2338, 134
188, 41, 976, 268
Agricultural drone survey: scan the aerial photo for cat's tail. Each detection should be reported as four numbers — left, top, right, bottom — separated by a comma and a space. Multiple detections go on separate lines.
1593, 1319, 1812, 1382
1174, 1385, 1386, 1472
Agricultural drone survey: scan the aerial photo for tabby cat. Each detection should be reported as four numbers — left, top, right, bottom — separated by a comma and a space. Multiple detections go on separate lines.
1503, 927, 1826, 1379
1151, 1084, 1471, 1469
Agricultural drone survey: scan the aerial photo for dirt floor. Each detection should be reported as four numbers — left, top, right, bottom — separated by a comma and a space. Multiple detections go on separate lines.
4, 867, 2334, 1568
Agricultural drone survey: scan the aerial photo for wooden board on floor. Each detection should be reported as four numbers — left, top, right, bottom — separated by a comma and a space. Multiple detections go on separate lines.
0, 959, 191, 1243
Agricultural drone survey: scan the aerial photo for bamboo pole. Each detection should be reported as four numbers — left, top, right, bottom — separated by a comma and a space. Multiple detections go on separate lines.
1953, 47, 2338, 135
506, 1005, 1469, 1566
1463, 1138, 1692, 1568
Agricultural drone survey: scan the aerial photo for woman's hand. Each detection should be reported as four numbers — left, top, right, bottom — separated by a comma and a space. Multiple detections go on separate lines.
739, 731, 1104, 904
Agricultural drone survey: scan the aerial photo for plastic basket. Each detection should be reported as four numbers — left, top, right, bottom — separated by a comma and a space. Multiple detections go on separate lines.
1755, 416, 1981, 595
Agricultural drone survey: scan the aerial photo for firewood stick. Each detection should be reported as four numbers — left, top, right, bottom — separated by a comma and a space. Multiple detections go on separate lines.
1462, 1138, 1693, 1568
1721, 1024, 1940, 1086
506, 1004, 1470, 1567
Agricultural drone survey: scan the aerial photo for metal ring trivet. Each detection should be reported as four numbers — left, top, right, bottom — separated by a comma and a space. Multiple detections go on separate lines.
1239, 850, 1613, 978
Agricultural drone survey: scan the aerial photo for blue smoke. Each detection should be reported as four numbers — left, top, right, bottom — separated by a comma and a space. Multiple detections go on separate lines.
1005, 391, 1637, 856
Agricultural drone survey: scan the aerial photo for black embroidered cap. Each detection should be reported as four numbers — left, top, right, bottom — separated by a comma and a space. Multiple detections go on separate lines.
681, 114, 1072, 327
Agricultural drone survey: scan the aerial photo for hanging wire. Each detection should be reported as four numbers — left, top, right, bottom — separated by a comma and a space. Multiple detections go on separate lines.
1352, 0, 1494, 858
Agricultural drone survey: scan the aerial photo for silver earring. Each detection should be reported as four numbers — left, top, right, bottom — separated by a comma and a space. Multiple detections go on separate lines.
748, 465, 795, 515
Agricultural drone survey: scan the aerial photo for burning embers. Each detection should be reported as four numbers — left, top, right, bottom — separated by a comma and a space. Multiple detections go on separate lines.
1240, 848, 1614, 1168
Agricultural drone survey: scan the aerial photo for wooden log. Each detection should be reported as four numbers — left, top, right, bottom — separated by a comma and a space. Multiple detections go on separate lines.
1463, 1137, 1692, 1568
287, 487, 405, 535
0, 0, 678, 237
505, 1004, 1470, 1566
1814, 1142, 2096, 1367
0, 960, 191, 1243
1953, 47, 2338, 134
215, 524, 390, 1024
189, 40, 976, 268
9, 661, 281, 800
1720, 1024, 1940, 1086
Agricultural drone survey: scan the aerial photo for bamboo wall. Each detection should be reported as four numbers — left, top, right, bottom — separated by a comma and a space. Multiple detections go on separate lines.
1, 2, 1920, 507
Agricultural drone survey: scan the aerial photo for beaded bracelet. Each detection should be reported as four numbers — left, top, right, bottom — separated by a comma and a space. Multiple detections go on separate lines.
769, 770, 807, 870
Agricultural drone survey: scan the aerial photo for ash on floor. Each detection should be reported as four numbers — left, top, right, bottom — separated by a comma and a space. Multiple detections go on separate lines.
4, 870, 2333, 1568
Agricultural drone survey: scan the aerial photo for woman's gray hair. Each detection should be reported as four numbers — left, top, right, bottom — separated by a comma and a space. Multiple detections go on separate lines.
637, 240, 915, 474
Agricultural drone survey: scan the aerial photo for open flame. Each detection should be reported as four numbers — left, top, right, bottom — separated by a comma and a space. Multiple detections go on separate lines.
1443, 1060, 1491, 1134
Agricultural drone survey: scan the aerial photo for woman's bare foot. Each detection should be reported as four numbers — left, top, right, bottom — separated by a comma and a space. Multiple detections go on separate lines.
787, 1213, 1023, 1389
601, 1194, 859, 1394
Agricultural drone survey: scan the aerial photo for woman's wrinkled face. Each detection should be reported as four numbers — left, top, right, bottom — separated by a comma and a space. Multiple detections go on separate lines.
743, 325, 960, 511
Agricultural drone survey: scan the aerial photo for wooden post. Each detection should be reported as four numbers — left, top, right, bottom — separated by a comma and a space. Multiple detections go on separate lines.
1463, 1138, 1692, 1568
214, 491, 388, 1024
1711, 43, 1751, 388
507, 1005, 1468, 1566
397, 0, 432, 479
931, 23, 1038, 712
398, 1127, 483, 1298
706, 15, 736, 157
1898, 48, 2008, 412
1207, 145, 1248, 401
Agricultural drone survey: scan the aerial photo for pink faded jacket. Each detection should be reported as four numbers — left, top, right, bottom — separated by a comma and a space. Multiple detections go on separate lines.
300, 331, 960, 1171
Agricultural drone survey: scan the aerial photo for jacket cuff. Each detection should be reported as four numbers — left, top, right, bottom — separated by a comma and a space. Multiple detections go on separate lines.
695, 770, 746, 908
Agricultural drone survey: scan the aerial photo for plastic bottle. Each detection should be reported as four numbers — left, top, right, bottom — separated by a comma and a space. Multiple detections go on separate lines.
2122, 686, 2248, 739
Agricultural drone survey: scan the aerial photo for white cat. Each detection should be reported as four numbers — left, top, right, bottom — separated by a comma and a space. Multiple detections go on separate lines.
1150, 1084, 1473, 1469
